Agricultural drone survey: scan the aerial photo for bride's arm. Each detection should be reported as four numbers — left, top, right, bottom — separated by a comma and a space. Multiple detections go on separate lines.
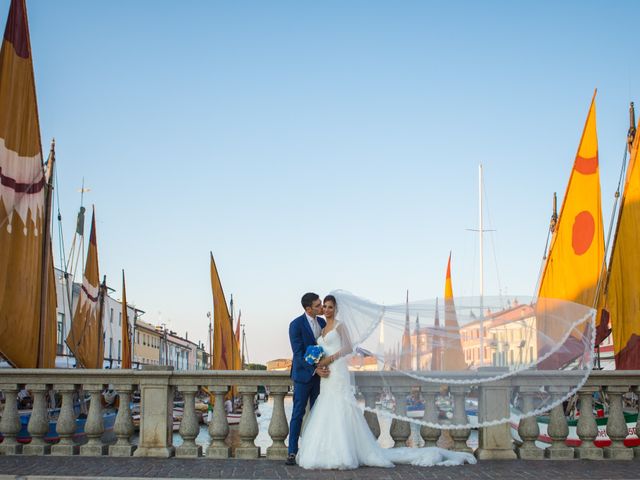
325, 324, 353, 364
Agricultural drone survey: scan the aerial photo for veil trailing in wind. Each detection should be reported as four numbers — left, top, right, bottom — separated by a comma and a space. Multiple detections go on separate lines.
330, 290, 595, 430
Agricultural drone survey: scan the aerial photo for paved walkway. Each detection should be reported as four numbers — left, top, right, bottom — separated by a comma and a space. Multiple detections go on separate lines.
0, 457, 639, 480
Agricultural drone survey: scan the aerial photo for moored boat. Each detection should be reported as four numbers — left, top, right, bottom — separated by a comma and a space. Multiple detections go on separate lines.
510, 410, 639, 448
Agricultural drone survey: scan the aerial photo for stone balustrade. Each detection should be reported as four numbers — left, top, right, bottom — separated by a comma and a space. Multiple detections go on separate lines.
0, 369, 639, 461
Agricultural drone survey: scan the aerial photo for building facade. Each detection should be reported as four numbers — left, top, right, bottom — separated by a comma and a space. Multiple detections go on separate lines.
53, 268, 206, 370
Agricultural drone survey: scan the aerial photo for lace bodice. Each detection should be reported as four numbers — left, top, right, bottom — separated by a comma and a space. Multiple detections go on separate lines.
317, 325, 342, 356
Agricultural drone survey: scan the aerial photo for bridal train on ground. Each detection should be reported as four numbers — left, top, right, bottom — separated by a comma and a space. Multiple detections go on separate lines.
296, 325, 476, 469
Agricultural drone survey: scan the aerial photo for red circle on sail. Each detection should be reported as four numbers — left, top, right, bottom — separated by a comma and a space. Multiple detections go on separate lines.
572, 211, 595, 255
575, 155, 598, 175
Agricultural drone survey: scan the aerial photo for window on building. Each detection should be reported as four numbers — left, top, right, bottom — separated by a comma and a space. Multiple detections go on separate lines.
119, 312, 122, 326
110, 308, 114, 324
118, 340, 121, 361
109, 338, 113, 359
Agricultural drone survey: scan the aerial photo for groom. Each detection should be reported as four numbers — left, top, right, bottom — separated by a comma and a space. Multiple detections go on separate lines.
286, 292, 329, 465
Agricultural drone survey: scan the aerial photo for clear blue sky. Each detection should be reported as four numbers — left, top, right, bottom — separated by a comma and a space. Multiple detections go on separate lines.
5, 0, 640, 363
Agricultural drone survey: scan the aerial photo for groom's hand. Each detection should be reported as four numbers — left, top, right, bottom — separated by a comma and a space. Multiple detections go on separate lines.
315, 366, 330, 378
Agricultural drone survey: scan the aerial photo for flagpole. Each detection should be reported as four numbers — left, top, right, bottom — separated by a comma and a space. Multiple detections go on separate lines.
241, 323, 246, 367
97, 275, 107, 369
207, 311, 212, 369
479, 163, 485, 367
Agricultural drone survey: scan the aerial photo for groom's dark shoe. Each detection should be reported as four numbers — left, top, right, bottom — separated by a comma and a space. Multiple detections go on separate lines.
285, 453, 296, 465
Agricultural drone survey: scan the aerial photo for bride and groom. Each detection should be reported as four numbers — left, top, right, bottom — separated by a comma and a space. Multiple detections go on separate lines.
287, 292, 476, 470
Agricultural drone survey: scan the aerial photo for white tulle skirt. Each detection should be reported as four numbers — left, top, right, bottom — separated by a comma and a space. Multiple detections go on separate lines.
296, 357, 476, 470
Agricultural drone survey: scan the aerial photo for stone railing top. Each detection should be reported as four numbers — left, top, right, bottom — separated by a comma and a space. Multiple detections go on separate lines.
1, 368, 639, 390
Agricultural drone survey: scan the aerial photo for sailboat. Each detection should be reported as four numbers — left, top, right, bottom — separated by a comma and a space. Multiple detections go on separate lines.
0, 0, 57, 369
0, 0, 118, 444
65, 208, 106, 369
206, 252, 244, 425
509, 92, 639, 448
603, 101, 640, 369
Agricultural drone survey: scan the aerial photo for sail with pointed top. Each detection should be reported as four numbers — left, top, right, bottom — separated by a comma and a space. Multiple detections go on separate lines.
66, 208, 104, 368
536, 93, 605, 366
121, 271, 132, 369
399, 290, 412, 370
210, 252, 241, 373
0, 0, 56, 368
442, 253, 467, 371
605, 115, 640, 368
428, 297, 442, 371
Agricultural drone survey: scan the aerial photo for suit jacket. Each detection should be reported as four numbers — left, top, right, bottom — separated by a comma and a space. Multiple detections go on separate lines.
289, 313, 326, 384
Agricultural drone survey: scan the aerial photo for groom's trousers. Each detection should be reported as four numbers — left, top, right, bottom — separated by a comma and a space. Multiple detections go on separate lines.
288, 378, 320, 455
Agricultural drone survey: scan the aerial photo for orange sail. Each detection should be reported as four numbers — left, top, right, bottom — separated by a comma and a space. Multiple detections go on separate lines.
0, 0, 56, 368
210, 252, 241, 372
66, 208, 104, 368
121, 270, 132, 369
605, 117, 640, 368
442, 253, 467, 371
536, 92, 605, 365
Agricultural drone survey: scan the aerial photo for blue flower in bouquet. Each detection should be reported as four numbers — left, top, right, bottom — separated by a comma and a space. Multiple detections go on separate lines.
304, 345, 325, 365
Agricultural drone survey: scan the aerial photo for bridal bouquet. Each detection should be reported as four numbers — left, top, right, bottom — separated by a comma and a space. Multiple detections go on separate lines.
304, 345, 325, 365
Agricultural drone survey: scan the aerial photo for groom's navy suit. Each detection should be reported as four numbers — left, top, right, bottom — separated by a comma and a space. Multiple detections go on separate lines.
288, 312, 326, 456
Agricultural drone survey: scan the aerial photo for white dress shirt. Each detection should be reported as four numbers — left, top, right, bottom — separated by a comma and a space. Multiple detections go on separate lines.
305, 312, 320, 339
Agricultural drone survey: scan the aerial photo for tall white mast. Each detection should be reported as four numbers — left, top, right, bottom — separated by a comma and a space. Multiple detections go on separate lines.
479, 163, 485, 367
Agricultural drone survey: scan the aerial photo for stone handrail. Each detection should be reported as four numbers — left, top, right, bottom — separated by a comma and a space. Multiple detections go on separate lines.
0, 368, 639, 461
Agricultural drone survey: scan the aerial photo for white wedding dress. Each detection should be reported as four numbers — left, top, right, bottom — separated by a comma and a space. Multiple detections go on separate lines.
296, 325, 477, 470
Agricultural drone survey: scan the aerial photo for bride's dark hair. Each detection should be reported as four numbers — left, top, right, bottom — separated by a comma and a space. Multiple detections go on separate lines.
323, 294, 337, 306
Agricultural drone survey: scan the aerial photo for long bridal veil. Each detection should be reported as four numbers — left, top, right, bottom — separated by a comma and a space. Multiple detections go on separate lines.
330, 290, 595, 430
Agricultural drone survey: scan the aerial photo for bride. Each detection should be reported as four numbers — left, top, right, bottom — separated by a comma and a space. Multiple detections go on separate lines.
296, 294, 476, 469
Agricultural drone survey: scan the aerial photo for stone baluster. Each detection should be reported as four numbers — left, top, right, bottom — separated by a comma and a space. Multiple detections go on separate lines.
175, 386, 201, 457
0, 383, 23, 455
80, 384, 107, 456
603, 386, 633, 460
109, 385, 136, 457
51, 384, 79, 456
574, 386, 602, 460
544, 387, 573, 459
236, 386, 260, 458
207, 386, 230, 458
360, 387, 381, 439
23, 384, 51, 455
515, 386, 543, 460
450, 385, 472, 453
266, 386, 289, 459
389, 388, 411, 448
133, 366, 175, 458
476, 379, 516, 460
420, 385, 441, 447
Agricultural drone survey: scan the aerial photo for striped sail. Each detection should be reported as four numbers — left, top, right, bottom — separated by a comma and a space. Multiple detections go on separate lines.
0, 0, 56, 368
66, 209, 104, 368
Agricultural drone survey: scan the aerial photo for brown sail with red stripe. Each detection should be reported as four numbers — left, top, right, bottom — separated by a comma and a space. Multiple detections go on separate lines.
0, 0, 57, 368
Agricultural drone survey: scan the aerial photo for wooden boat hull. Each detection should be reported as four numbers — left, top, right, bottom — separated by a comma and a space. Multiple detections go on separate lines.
510, 412, 639, 448
10, 410, 117, 444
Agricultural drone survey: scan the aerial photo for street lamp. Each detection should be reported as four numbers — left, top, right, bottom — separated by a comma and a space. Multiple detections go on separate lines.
207, 311, 212, 369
